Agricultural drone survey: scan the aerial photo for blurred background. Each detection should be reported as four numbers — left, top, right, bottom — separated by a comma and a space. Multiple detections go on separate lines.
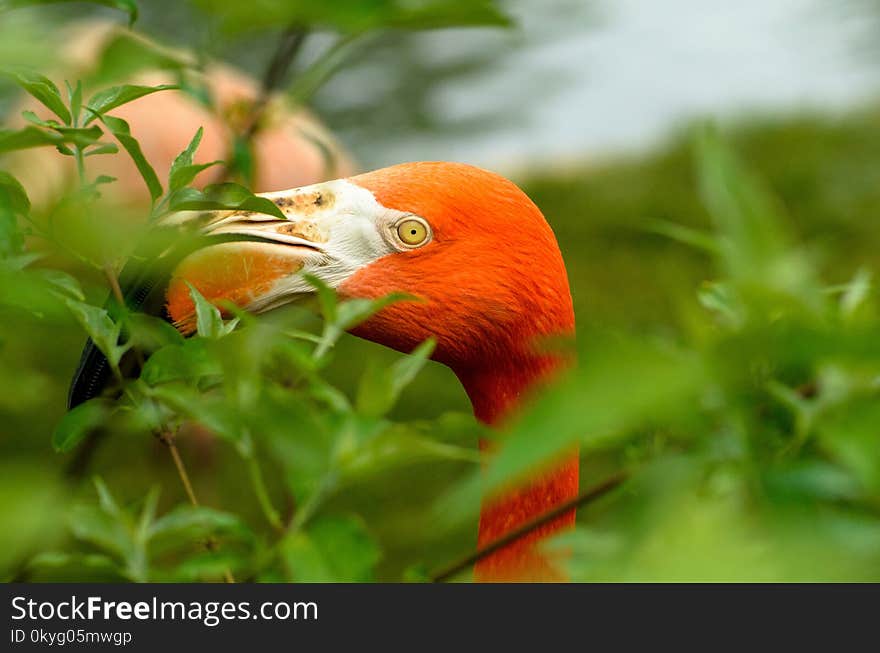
2, 0, 880, 582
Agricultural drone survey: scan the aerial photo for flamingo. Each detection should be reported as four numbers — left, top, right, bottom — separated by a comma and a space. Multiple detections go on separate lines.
71, 161, 578, 581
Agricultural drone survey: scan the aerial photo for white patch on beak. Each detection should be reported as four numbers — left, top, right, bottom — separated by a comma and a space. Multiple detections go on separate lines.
167, 179, 412, 323
254, 179, 408, 297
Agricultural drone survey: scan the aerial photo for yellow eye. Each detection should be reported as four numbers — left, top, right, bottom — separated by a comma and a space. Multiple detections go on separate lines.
396, 218, 429, 246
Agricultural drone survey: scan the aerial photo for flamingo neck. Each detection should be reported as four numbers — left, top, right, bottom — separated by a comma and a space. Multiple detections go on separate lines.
457, 353, 559, 427
455, 351, 579, 582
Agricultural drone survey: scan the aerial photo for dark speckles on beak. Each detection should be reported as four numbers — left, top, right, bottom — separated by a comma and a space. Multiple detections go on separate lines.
273, 190, 335, 214
274, 220, 325, 242
198, 186, 337, 246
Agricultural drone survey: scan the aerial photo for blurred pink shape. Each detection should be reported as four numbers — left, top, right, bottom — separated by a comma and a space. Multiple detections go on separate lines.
8, 21, 355, 209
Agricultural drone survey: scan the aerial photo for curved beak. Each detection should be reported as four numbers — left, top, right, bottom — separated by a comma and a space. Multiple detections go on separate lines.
164, 180, 395, 334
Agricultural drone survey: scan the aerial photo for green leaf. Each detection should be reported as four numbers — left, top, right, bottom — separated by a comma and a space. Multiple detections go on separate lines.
124, 312, 184, 352
100, 0, 139, 26
36, 268, 85, 300
695, 125, 818, 307
67, 504, 132, 561
696, 125, 787, 267
84, 142, 119, 157
0, 171, 30, 215
136, 486, 160, 542
187, 282, 237, 339
6, 114, 104, 149
839, 268, 872, 320
171, 161, 221, 192
60, 479, 149, 581
169, 127, 200, 175
51, 398, 111, 452
26, 552, 126, 581
310, 288, 414, 359
51, 125, 103, 148
229, 134, 255, 186
816, 399, 880, 492
140, 339, 221, 385
64, 299, 129, 369
99, 0, 139, 27
94, 477, 122, 518
90, 174, 117, 188
287, 33, 371, 106
336, 294, 414, 332
65, 80, 82, 126
697, 281, 743, 326
304, 274, 338, 323
339, 427, 480, 482
402, 564, 431, 583
763, 462, 862, 503
98, 114, 162, 201
0, 126, 63, 152
168, 127, 220, 191
645, 217, 719, 254
3, 1, 140, 27
89, 29, 190, 86
281, 515, 380, 582
195, 0, 510, 34
167, 183, 285, 219
0, 210, 23, 259
356, 338, 435, 417
149, 385, 246, 443
85, 84, 177, 123
169, 551, 248, 582
19, 121, 104, 148
3, 68, 70, 124
148, 506, 253, 550
0, 171, 28, 258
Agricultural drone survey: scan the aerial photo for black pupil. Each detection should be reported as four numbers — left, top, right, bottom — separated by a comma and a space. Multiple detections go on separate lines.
410, 229, 417, 235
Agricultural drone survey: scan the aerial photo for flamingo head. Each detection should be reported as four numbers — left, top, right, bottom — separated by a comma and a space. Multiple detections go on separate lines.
167, 162, 575, 403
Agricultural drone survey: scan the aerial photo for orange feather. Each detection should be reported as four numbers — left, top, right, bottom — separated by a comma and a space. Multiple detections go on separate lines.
347, 162, 578, 582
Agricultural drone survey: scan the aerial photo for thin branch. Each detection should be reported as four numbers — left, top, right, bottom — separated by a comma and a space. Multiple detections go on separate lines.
157, 427, 236, 584
252, 27, 308, 123
162, 433, 199, 507
247, 453, 284, 532
243, 25, 308, 141
286, 32, 370, 107
103, 263, 145, 370
103, 263, 125, 305
430, 471, 628, 583
209, 25, 307, 183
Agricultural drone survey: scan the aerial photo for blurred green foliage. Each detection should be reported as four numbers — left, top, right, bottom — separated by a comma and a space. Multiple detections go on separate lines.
1, 0, 880, 583
518, 117, 880, 581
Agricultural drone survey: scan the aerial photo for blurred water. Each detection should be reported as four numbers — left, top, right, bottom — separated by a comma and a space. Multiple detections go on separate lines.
375, 0, 879, 170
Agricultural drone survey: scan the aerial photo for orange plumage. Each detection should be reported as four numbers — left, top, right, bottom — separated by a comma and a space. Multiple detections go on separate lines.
162, 161, 578, 581
166, 242, 304, 335
346, 162, 578, 581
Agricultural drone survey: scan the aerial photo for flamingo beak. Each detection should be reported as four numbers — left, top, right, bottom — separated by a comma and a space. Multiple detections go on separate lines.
164, 179, 405, 334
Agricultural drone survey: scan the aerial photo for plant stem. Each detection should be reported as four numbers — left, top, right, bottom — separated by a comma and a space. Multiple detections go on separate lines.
246, 25, 308, 137
247, 454, 284, 532
290, 478, 331, 531
286, 32, 371, 107
429, 471, 628, 583
103, 263, 125, 304
163, 434, 199, 507
209, 25, 307, 184
157, 427, 236, 584
74, 147, 86, 187
102, 263, 145, 370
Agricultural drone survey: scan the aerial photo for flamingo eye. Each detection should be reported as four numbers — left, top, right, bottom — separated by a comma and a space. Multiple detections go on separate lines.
396, 218, 430, 247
